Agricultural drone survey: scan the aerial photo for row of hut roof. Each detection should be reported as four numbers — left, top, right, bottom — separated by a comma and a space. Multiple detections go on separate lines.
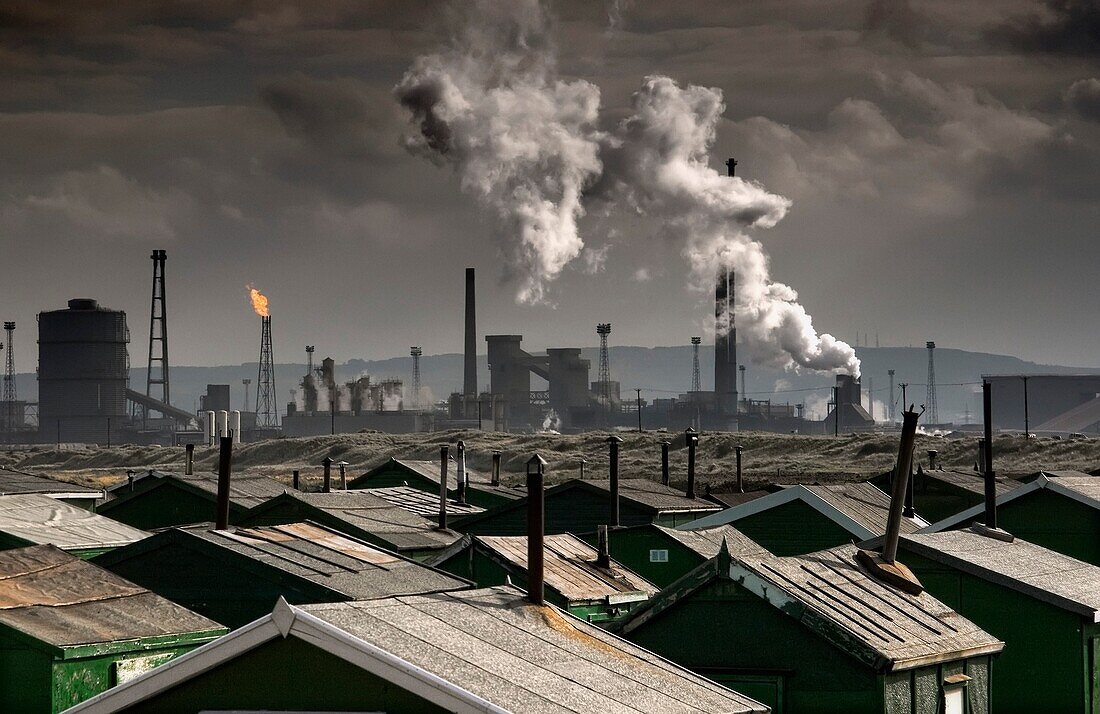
2, 421, 1100, 714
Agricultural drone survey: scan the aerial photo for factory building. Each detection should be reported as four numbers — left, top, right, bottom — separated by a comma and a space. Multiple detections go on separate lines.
984, 374, 1100, 434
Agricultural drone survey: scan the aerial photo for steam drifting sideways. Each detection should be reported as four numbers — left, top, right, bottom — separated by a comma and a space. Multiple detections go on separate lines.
396, 0, 859, 377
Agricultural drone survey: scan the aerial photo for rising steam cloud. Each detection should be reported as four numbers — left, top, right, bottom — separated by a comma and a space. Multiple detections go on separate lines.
396, 1, 859, 376
395, 0, 603, 304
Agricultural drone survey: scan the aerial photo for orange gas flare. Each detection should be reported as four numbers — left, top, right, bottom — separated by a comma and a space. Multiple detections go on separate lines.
247, 284, 270, 317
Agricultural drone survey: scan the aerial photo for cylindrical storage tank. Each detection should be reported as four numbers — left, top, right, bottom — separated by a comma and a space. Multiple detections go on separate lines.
38, 299, 130, 445
230, 410, 241, 444
217, 410, 229, 438
205, 411, 216, 446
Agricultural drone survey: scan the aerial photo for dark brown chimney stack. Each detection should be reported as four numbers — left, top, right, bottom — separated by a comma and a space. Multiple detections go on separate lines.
685, 429, 699, 499
215, 436, 233, 530
596, 524, 611, 569
185, 443, 194, 475
526, 454, 547, 606
292, 469, 300, 490
607, 436, 623, 527
660, 441, 670, 486
983, 382, 997, 529
735, 444, 744, 493
322, 457, 332, 493
455, 441, 468, 505
927, 449, 938, 470
438, 445, 449, 530
491, 450, 501, 486
883, 408, 920, 564
127, 469, 135, 492
464, 268, 477, 400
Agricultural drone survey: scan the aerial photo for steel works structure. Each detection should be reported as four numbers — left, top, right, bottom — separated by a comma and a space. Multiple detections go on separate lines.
256, 316, 277, 428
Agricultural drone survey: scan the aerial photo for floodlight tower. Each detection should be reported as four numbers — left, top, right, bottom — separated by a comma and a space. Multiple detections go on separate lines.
690, 337, 701, 393
597, 323, 612, 411
410, 346, 422, 411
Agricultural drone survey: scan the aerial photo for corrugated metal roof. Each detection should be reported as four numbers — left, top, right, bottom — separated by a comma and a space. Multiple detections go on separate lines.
476, 533, 657, 602
903, 530, 1100, 619
256, 491, 462, 551
572, 479, 722, 513
366, 486, 484, 517
0, 545, 223, 648
732, 544, 1003, 670
804, 483, 925, 535
655, 524, 767, 559
108, 470, 289, 509
375, 458, 527, 499
919, 469, 1016, 497
0, 494, 147, 550
185, 522, 468, 600
0, 467, 102, 498
302, 587, 768, 713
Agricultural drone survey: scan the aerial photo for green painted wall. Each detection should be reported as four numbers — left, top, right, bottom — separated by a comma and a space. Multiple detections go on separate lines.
457, 489, 662, 536
732, 500, 855, 556
871, 473, 983, 524
97, 484, 241, 530
350, 465, 512, 509
967, 490, 1100, 565
110, 635, 449, 714
902, 547, 1096, 713
598, 527, 706, 588
0, 645, 52, 713
95, 539, 341, 629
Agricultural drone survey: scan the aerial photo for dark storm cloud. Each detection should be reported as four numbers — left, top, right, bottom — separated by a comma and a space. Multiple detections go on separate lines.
861, 0, 928, 48
993, 0, 1100, 55
1066, 78, 1100, 120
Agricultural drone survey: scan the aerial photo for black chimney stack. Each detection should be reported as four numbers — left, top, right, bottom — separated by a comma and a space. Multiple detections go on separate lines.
322, 457, 332, 493
491, 450, 501, 486
185, 443, 194, 475
735, 444, 744, 493
685, 428, 698, 499
215, 436, 233, 530
526, 454, 547, 606
927, 449, 938, 470
607, 435, 623, 527
127, 469, 135, 492
596, 524, 611, 569
291, 469, 299, 490
464, 268, 477, 402
455, 440, 468, 505
438, 445, 449, 530
983, 382, 997, 529
660, 441, 670, 486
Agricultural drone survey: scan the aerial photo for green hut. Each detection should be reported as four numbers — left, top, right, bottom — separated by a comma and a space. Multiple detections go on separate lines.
237, 490, 465, 561
64, 587, 767, 714
619, 543, 1003, 713
0, 545, 225, 714
868, 466, 1017, 523
97, 471, 290, 530
591, 522, 766, 587
431, 532, 657, 623
453, 478, 721, 535
0, 466, 103, 510
0, 494, 147, 559
92, 522, 470, 628
348, 457, 523, 509
684, 483, 927, 555
886, 529, 1100, 713
925, 473, 1100, 564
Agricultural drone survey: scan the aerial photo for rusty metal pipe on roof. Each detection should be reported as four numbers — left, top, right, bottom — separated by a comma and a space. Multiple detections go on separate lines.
455, 441, 467, 505
527, 454, 546, 606
185, 443, 194, 476
607, 436, 622, 527
596, 524, 611, 569
927, 449, 938, 470
882, 407, 920, 564
491, 450, 501, 486
660, 441, 670, 486
686, 429, 699, 499
322, 457, 332, 493
735, 444, 744, 493
983, 381, 997, 530
292, 469, 300, 490
215, 436, 233, 530
438, 445, 449, 530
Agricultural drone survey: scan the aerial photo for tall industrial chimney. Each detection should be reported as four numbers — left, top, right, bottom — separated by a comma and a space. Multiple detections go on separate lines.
464, 268, 477, 400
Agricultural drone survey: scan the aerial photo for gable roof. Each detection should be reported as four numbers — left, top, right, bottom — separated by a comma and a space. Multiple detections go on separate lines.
0, 494, 147, 551
901, 530, 1100, 621
241, 491, 462, 552
923, 473, 1100, 532
0, 466, 103, 499
103, 470, 290, 511
623, 543, 1003, 673
913, 468, 1016, 497
469, 533, 658, 603
0, 545, 224, 653
352, 457, 526, 499
682, 482, 928, 537
654, 524, 768, 559
366, 485, 485, 517
574, 478, 723, 513
67, 587, 768, 713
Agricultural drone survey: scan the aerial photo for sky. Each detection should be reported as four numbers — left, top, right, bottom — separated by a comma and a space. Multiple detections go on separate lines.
1, 0, 1098, 377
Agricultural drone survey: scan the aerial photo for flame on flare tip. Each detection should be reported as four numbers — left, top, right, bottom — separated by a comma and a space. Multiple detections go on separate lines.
246, 284, 270, 318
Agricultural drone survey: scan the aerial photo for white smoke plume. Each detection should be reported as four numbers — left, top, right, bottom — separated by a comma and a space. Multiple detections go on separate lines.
395, 0, 603, 304
602, 76, 861, 376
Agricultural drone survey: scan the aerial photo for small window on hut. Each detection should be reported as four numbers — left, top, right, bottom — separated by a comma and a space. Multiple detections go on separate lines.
649, 549, 669, 562
943, 673, 970, 714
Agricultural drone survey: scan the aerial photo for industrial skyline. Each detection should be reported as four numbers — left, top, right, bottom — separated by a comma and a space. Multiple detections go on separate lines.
1, 1, 1098, 376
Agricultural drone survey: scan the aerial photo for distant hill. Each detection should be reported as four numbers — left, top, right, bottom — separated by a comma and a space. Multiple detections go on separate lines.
10, 345, 1099, 426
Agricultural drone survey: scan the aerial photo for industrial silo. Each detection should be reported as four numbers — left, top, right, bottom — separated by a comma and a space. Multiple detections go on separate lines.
38, 299, 130, 444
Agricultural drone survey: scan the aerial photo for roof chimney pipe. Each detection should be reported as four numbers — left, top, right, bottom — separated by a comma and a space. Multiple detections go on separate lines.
526, 454, 547, 606
660, 441, 670, 486
185, 443, 194, 476
607, 436, 623, 527
322, 457, 332, 493
338, 461, 348, 490
215, 436, 233, 530
491, 450, 501, 486
596, 524, 611, 569
927, 449, 938, 470
735, 444, 744, 493
686, 428, 699, 499
464, 268, 477, 401
438, 445, 449, 530
455, 440, 468, 505
292, 469, 299, 490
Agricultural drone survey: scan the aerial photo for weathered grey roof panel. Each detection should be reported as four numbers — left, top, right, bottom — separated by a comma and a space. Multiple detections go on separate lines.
366, 486, 484, 517
575, 479, 722, 513
0, 467, 102, 498
656, 524, 767, 558
0, 494, 147, 550
805, 483, 925, 535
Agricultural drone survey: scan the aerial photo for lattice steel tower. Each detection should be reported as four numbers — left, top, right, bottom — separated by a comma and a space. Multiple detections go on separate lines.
256, 316, 277, 427
144, 250, 170, 424
926, 341, 938, 424
597, 323, 612, 410
3, 322, 15, 433
410, 346, 422, 411
690, 337, 701, 392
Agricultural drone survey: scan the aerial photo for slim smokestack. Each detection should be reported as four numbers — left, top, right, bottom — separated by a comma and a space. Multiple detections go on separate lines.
714, 269, 729, 409
292, 469, 299, 490
660, 441, 670, 486
464, 268, 477, 398
491, 450, 501, 486
927, 449, 938, 470
438, 445, 449, 530
735, 444, 744, 493
596, 524, 611, 569
455, 441, 467, 504
215, 436, 233, 530
983, 381, 996, 529
185, 443, 194, 476
322, 457, 332, 493
883, 408, 920, 564
526, 454, 546, 606
607, 436, 622, 527
685, 429, 698, 499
